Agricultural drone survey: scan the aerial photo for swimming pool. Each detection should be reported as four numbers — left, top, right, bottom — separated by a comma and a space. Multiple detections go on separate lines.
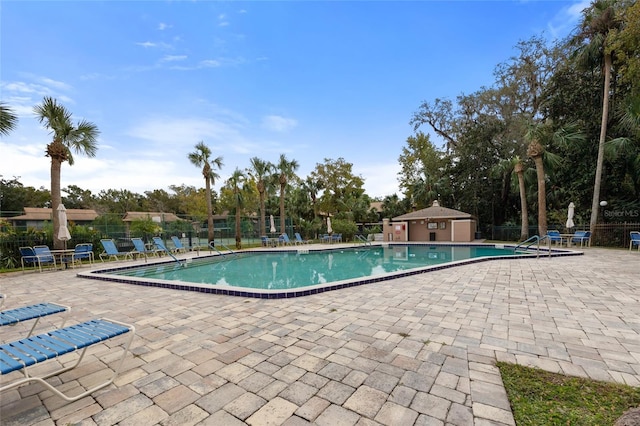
81, 243, 579, 298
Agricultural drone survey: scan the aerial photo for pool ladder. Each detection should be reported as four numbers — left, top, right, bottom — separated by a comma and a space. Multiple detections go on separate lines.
209, 242, 239, 257
514, 235, 551, 257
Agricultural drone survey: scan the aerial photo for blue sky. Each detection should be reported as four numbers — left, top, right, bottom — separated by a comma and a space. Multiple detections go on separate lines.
1, 0, 588, 200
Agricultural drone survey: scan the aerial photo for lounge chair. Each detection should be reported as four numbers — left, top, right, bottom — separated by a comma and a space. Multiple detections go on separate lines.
294, 232, 311, 244
99, 239, 133, 262
152, 237, 171, 255
0, 318, 135, 402
32, 246, 58, 271
66, 243, 94, 267
1, 302, 70, 337
571, 231, 591, 247
171, 236, 188, 253
546, 230, 563, 246
279, 234, 295, 246
630, 231, 640, 251
20, 246, 56, 272
131, 237, 159, 260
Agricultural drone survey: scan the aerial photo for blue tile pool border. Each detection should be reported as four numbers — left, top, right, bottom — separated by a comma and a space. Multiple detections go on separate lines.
78, 243, 582, 299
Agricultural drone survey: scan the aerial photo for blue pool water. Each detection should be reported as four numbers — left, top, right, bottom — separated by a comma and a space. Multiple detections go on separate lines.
104, 245, 518, 292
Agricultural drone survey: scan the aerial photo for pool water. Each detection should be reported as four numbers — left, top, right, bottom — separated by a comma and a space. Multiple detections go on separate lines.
108, 245, 517, 291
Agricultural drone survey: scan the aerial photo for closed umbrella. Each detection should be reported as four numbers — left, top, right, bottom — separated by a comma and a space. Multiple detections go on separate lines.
566, 202, 575, 230
327, 217, 332, 234
57, 204, 71, 249
269, 215, 276, 234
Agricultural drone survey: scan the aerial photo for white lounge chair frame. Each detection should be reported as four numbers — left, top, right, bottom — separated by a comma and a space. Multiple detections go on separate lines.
0, 318, 135, 402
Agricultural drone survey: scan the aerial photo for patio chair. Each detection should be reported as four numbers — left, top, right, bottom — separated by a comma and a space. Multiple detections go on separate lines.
20, 247, 45, 272
66, 243, 94, 267
630, 231, 640, 251
320, 234, 331, 243
571, 231, 592, 247
29, 246, 57, 272
294, 232, 311, 244
131, 237, 159, 260
278, 234, 293, 246
170, 236, 188, 253
546, 230, 563, 246
99, 239, 133, 262
331, 233, 342, 243
152, 237, 171, 255
1, 302, 70, 337
0, 318, 135, 402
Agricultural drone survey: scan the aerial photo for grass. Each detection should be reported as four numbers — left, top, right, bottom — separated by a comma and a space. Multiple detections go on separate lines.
498, 362, 640, 426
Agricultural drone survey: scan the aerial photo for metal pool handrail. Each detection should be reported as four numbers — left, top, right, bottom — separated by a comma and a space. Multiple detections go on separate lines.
209, 242, 238, 257
514, 235, 551, 258
354, 235, 372, 246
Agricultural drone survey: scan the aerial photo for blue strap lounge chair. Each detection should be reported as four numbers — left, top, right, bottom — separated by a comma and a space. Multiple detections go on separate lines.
1, 302, 70, 337
33, 246, 58, 271
571, 231, 591, 247
294, 232, 311, 244
281, 234, 295, 246
66, 243, 94, 267
546, 230, 563, 246
171, 236, 188, 253
131, 237, 159, 260
630, 231, 640, 251
152, 237, 172, 255
20, 246, 57, 272
99, 239, 133, 262
0, 318, 135, 402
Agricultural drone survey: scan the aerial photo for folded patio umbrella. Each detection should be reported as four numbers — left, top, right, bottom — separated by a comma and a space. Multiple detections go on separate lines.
566, 202, 575, 230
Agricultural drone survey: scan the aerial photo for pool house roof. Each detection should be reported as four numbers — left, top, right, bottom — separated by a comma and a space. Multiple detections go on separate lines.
392, 200, 473, 221
8, 207, 99, 222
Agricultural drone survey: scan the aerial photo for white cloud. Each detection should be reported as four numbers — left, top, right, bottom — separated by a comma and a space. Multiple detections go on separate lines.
158, 22, 172, 31
161, 55, 187, 62
136, 41, 172, 49
355, 162, 401, 198
547, 0, 589, 39
262, 115, 298, 132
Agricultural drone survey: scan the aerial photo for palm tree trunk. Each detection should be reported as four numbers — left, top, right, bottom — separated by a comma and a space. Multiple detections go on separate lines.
533, 155, 547, 236
515, 163, 529, 241
258, 184, 266, 236
51, 157, 63, 249
279, 183, 286, 234
235, 209, 241, 249
589, 52, 612, 236
205, 177, 214, 244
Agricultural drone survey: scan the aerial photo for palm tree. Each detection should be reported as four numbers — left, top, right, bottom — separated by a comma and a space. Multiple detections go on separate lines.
188, 142, 223, 245
34, 97, 99, 249
227, 168, 248, 249
248, 157, 274, 237
526, 122, 584, 236
0, 103, 18, 136
276, 154, 299, 234
573, 0, 622, 235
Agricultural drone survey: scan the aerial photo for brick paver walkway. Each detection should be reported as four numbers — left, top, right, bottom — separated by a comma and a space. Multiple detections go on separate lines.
1, 246, 638, 425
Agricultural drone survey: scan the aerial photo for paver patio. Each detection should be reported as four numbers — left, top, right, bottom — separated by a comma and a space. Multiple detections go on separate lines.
1, 246, 638, 425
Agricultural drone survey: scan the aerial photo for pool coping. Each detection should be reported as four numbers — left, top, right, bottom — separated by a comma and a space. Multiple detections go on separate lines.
78, 242, 583, 298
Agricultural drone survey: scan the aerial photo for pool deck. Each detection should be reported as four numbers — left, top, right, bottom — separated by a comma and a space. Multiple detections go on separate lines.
1, 244, 639, 425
